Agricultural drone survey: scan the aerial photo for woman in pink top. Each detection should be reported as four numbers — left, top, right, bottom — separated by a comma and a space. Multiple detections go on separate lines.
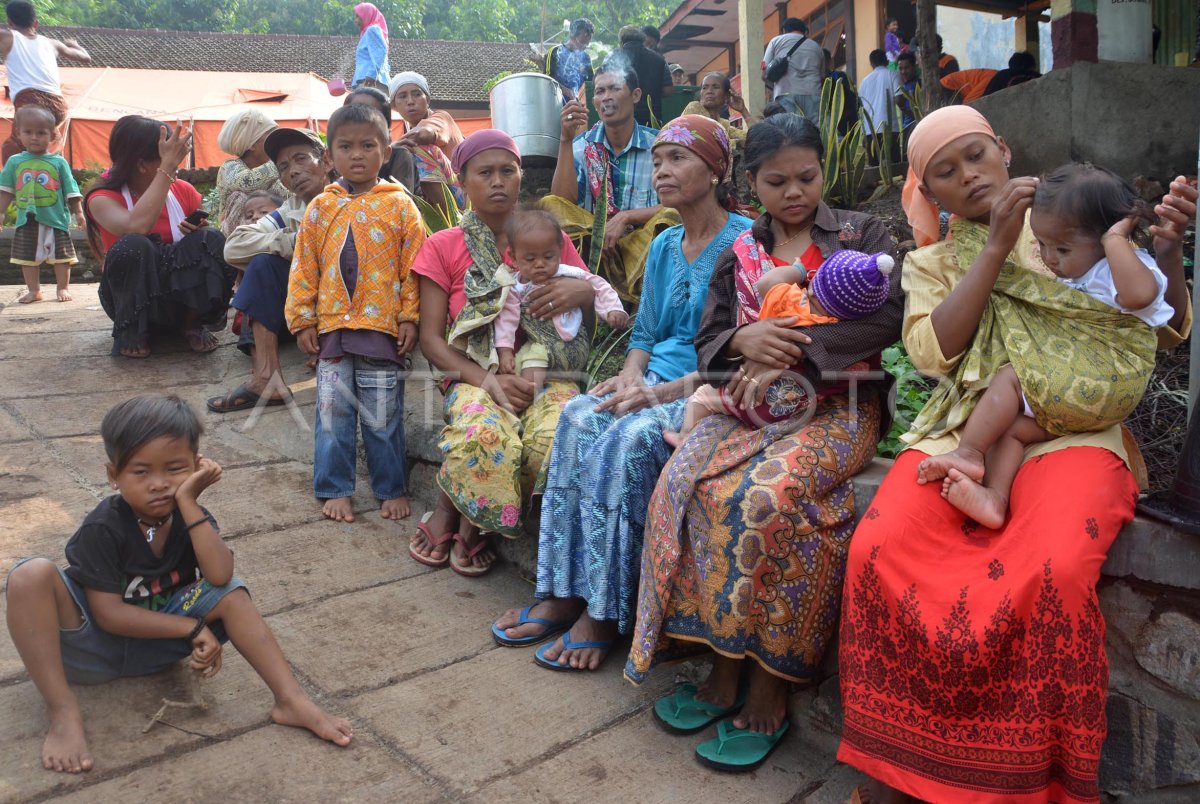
409, 130, 599, 577
85, 116, 235, 358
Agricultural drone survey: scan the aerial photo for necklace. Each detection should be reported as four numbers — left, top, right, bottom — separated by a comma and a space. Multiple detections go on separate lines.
137, 513, 172, 544
773, 224, 811, 249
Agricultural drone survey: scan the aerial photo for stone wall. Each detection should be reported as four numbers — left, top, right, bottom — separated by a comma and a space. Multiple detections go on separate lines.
971, 62, 1200, 183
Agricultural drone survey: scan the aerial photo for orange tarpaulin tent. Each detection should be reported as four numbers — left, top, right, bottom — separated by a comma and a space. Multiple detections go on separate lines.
0, 66, 492, 169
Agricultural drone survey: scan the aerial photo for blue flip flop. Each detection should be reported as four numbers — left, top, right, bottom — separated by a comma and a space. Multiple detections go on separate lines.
653, 683, 748, 735
532, 631, 613, 672
694, 719, 791, 773
490, 605, 573, 647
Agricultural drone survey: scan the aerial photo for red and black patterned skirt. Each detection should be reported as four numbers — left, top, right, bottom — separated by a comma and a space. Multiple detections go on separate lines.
837, 447, 1137, 803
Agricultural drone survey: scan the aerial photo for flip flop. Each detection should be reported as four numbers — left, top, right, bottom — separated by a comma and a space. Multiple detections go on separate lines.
206, 383, 288, 413
694, 719, 790, 773
449, 531, 495, 577
652, 683, 748, 735
533, 630, 613, 672
408, 511, 454, 569
490, 605, 574, 647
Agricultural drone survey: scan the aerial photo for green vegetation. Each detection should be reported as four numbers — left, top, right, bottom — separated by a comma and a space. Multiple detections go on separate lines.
44, 0, 677, 44
878, 343, 934, 458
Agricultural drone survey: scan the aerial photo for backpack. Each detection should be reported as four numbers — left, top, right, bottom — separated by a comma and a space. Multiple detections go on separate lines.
765, 35, 805, 84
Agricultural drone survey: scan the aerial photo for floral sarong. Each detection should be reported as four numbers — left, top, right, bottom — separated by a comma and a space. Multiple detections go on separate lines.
903, 220, 1157, 442
626, 394, 880, 683
437, 381, 577, 538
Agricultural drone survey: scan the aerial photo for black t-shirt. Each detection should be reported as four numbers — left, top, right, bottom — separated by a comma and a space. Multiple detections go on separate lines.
983, 68, 1040, 97
620, 43, 670, 126
64, 495, 215, 611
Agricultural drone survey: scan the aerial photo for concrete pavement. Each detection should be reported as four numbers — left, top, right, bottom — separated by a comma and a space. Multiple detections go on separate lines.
0, 285, 854, 803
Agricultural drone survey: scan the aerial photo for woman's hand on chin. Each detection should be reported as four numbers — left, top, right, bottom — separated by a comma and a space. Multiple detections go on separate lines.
728, 316, 810, 369
482, 372, 535, 414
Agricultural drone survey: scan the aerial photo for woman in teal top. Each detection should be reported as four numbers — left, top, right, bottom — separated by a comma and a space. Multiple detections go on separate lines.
490, 115, 752, 672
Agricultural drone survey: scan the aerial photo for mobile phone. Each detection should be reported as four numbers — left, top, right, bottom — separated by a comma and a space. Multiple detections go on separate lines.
184, 209, 209, 227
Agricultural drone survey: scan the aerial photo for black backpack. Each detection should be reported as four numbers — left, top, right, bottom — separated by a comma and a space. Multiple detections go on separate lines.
765, 36, 805, 83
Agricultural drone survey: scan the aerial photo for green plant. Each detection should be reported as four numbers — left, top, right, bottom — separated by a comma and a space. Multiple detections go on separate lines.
484, 71, 514, 94
410, 183, 463, 233
877, 342, 935, 458
817, 77, 867, 207
587, 320, 631, 387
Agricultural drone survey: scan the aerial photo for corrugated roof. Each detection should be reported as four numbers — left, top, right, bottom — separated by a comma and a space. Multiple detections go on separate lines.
17, 26, 537, 103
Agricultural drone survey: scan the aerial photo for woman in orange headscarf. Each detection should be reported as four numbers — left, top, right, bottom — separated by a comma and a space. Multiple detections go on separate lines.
837, 105, 1196, 804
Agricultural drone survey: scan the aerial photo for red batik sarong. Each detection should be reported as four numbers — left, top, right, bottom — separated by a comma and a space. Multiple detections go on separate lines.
838, 447, 1137, 803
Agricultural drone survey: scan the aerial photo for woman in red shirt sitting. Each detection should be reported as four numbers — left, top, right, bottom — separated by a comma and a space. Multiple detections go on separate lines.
85, 116, 235, 358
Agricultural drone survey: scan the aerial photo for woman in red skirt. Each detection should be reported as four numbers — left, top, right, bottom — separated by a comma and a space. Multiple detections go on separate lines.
836, 106, 1196, 803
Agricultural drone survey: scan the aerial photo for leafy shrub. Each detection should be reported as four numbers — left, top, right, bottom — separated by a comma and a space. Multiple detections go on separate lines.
877, 342, 934, 458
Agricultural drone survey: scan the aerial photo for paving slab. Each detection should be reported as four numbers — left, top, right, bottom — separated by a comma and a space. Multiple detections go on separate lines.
348, 642, 674, 796
265, 568, 533, 697
0, 405, 33, 442
0, 448, 100, 573
0, 352, 242, 400
48, 722, 446, 804
224, 518, 429, 617
470, 706, 811, 804
0, 653, 274, 803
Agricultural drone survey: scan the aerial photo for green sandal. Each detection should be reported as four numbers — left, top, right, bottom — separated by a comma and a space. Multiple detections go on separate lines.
652, 683, 747, 735
694, 719, 790, 773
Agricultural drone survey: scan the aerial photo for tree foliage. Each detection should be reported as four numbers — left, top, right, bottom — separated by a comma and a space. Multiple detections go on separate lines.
46, 0, 678, 45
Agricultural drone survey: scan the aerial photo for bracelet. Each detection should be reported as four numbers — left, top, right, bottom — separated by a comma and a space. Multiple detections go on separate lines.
185, 616, 206, 643
186, 514, 214, 531
156, 167, 177, 184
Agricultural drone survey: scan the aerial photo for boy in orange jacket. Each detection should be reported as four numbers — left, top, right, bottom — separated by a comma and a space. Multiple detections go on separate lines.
285, 104, 425, 524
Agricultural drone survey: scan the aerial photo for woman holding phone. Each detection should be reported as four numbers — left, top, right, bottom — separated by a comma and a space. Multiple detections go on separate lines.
85, 116, 235, 358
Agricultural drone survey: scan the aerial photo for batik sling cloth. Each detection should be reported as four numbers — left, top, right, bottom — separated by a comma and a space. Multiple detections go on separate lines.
902, 219, 1158, 443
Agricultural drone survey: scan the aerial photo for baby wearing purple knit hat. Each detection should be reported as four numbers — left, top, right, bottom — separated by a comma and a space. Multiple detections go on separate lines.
664, 250, 893, 447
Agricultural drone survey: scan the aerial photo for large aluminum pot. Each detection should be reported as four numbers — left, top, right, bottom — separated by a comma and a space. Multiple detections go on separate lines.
489, 72, 563, 163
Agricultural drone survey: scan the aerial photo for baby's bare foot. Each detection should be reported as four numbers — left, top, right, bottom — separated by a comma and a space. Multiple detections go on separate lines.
663, 431, 684, 448
918, 448, 986, 485
271, 697, 353, 747
322, 497, 354, 523
56, 288, 73, 302
944, 469, 1007, 530
19, 289, 43, 304
380, 496, 410, 520
42, 708, 92, 774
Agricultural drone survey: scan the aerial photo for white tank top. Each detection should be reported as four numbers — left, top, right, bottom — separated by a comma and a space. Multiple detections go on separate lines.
6, 33, 60, 96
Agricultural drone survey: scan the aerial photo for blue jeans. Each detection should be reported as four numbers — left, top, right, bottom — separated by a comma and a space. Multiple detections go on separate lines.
314, 354, 407, 500
779, 93, 821, 122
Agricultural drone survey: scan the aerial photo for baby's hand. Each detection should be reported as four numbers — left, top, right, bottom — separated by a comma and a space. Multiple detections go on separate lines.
497, 350, 515, 375
176, 456, 222, 503
606, 310, 630, 330
1102, 215, 1138, 244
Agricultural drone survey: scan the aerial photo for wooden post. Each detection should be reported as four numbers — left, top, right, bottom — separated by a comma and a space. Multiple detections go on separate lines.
739, 0, 766, 117
1191, 125, 1200, 418
1014, 10, 1041, 69
915, 0, 946, 112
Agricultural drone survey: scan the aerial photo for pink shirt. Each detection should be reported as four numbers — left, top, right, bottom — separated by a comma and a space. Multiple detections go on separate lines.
411, 227, 586, 321
494, 264, 625, 347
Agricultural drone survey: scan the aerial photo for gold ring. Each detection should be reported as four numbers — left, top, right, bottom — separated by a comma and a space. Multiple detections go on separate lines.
749, 378, 760, 385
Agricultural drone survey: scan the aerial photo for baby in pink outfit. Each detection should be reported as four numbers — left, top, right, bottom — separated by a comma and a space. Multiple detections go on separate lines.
495, 209, 628, 389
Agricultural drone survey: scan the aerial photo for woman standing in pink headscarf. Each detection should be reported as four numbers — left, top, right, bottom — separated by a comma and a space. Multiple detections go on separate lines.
836, 106, 1196, 804
352, 3, 390, 90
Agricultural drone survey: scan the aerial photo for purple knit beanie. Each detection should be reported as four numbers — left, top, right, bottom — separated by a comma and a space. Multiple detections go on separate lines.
809, 251, 894, 320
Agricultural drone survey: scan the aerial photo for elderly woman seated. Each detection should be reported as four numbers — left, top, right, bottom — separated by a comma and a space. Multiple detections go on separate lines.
682, 72, 756, 146
215, 108, 287, 236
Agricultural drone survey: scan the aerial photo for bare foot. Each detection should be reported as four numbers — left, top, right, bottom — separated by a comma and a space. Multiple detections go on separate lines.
663, 430, 683, 448
56, 288, 73, 302
539, 612, 617, 670
184, 328, 220, 353
495, 598, 583, 641
943, 468, 1007, 529
380, 496, 410, 520
322, 497, 355, 523
119, 344, 151, 359
271, 697, 353, 747
694, 655, 741, 709
917, 447, 986, 485
42, 707, 93, 773
731, 663, 788, 734
19, 289, 43, 304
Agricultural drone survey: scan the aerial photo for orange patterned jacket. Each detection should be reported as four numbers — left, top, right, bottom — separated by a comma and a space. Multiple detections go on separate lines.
285, 181, 424, 336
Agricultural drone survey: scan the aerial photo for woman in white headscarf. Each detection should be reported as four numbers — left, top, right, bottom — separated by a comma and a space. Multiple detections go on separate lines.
389, 71, 465, 214
215, 108, 287, 235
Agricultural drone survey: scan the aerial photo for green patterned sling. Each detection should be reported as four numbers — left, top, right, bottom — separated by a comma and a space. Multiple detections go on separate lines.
902, 219, 1158, 443
445, 211, 516, 371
